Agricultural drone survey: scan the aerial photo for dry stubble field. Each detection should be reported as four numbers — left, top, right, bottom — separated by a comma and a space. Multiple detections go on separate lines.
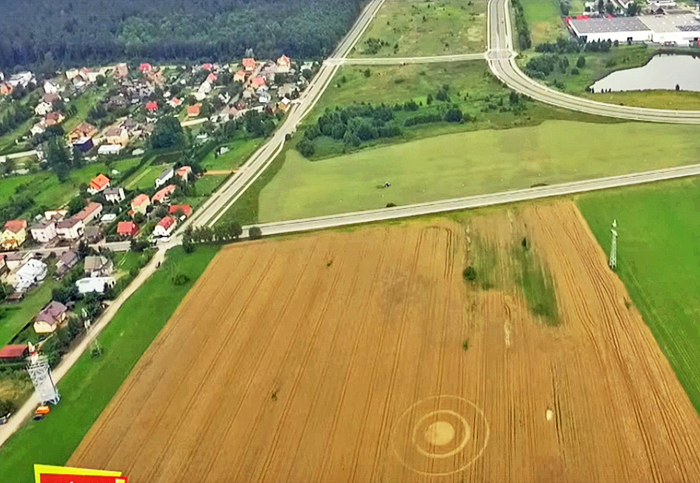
69, 202, 700, 482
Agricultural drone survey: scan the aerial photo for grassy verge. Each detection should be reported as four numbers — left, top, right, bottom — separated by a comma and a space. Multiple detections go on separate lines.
578, 177, 700, 413
257, 120, 700, 222
521, 0, 565, 45
0, 279, 59, 346
200, 137, 263, 171
0, 245, 220, 483
351, 0, 487, 57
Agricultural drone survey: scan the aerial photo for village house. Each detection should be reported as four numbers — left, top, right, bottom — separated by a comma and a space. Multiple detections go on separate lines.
115, 63, 129, 79
117, 221, 139, 239
43, 92, 59, 105
35, 101, 53, 117
84, 256, 113, 277
30, 220, 57, 244
74, 202, 103, 225
5, 251, 30, 271
0, 344, 29, 362
68, 122, 98, 143
88, 174, 110, 194
259, 91, 271, 104
56, 250, 79, 279
139, 63, 152, 73
146, 101, 158, 113
76, 276, 115, 294
56, 218, 84, 241
277, 97, 291, 113
34, 301, 68, 335
169, 204, 192, 220
30, 123, 46, 137
202, 62, 213, 71
14, 259, 48, 292
242, 58, 256, 71
251, 76, 266, 89
1, 220, 27, 249
104, 187, 125, 204
168, 97, 182, 108
43, 80, 60, 94
176, 166, 192, 182
233, 70, 247, 83
45, 210, 67, 221
187, 104, 201, 118
98, 144, 122, 156
152, 185, 176, 204
44, 112, 65, 127
197, 80, 212, 98
0, 83, 13, 96
103, 126, 130, 146
84, 225, 104, 244
155, 166, 174, 188
276, 55, 292, 73
131, 194, 151, 215
153, 216, 176, 238
8, 72, 33, 88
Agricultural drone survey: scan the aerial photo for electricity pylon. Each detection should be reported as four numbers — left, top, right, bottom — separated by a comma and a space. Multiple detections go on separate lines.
609, 219, 618, 270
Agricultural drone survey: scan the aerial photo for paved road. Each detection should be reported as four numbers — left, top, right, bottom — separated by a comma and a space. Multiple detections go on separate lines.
243, 162, 700, 237
486, 0, 700, 124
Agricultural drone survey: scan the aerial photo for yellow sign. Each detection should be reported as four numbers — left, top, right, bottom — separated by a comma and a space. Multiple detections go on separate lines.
34, 465, 125, 483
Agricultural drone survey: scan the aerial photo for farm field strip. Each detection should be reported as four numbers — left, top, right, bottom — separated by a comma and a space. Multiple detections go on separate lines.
70, 203, 700, 482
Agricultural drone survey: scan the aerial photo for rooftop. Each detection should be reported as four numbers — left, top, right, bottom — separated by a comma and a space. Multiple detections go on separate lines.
639, 13, 700, 33
570, 16, 650, 34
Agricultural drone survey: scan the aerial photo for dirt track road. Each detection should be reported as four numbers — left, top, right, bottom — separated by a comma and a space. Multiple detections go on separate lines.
70, 203, 700, 482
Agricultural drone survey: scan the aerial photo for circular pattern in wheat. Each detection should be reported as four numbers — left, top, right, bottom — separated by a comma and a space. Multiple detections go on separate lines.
391, 395, 490, 476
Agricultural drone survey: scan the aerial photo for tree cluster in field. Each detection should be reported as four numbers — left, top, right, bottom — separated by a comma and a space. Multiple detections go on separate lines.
512, 0, 532, 50
0, 0, 363, 69
535, 37, 616, 54
525, 53, 587, 79
361, 38, 390, 55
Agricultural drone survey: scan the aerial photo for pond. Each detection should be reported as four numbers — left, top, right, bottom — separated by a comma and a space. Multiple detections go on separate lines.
590, 54, 700, 93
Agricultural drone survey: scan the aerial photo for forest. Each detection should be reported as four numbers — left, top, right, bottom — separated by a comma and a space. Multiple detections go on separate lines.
0, 0, 363, 70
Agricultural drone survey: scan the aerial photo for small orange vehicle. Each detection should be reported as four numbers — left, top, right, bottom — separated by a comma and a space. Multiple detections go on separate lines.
35, 405, 51, 416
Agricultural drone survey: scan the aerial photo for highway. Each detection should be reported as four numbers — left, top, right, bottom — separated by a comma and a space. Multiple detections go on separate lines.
486, 0, 700, 123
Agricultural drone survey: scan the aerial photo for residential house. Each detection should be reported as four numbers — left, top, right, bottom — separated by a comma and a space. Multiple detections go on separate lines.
104, 187, 125, 204
43, 80, 60, 94
139, 63, 152, 73
259, 91, 271, 104
0, 83, 13, 96
65, 69, 80, 80
233, 70, 247, 83
198, 81, 212, 97
100, 213, 117, 223
72, 137, 94, 153
98, 144, 122, 156
2, 220, 27, 249
277, 97, 291, 113
242, 58, 256, 71
84, 256, 113, 277
115, 63, 129, 79
187, 104, 201, 118
44, 112, 65, 126
76, 276, 115, 294
169, 204, 192, 220
84, 225, 104, 244
276, 55, 292, 73
108, 94, 129, 110
202, 62, 213, 71
146, 101, 158, 113
207, 73, 218, 84
68, 122, 97, 143
35, 101, 53, 116
152, 185, 176, 204
14, 259, 48, 292
251, 76, 266, 89
278, 83, 296, 99
56, 250, 79, 278
175, 167, 192, 183
168, 97, 182, 108
131, 194, 151, 215
44, 209, 67, 221
155, 166, 174, 188
153, 216, 176, 238
0, 344, 29, 362
117, 221, 139, 238
88, 175, 110, 194
80, 67, 103, 83
34, 301, 68, 334
104, 126, 130, 146
74, 202, 103, 225
30, 220, 57, 244
8, 72, 32, 88
56, 218, 84, 241
30, 123, 45, 136
5, 251, 30, 271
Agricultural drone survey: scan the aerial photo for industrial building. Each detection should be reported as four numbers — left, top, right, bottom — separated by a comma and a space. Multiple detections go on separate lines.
568, 13, 700, 45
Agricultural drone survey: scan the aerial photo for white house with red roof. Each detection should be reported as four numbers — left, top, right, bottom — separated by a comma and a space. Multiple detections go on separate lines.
131, 194, 151, 215
88, 174, 110, 194
169, 204, 192, 220
276, 55, 291, 73
153, 216, 176, 238
242, 58, 256, 71
1, 219, 27, 249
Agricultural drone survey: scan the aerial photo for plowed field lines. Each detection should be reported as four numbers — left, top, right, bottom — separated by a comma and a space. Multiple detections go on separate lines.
70, 204, 700, 482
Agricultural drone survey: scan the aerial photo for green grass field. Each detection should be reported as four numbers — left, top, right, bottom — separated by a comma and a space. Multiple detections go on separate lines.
200, 137, 263, 171
578, 177, 700, 414
352, 0, 487, 57
521, 0, 566, 46
0, 278, 59, 346
196, 174, 228, 196
0, 246, 220, 483
256, 120, 700, 222
124, 163, 167, 191
63, 86, 108, 133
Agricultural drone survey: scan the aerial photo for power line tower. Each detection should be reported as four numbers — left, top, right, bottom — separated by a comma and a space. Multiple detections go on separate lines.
27, 348, 60, 405
609, 219, 618, 270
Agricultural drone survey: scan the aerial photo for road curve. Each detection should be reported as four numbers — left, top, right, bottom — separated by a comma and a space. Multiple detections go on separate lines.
247, 162, 700, 237
487, 0, 700, 124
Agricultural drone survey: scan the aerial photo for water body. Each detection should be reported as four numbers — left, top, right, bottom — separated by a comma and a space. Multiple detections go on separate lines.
590, 54, 700, 93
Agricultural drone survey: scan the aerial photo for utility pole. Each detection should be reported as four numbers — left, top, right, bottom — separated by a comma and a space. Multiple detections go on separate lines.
609, 219, 618, 270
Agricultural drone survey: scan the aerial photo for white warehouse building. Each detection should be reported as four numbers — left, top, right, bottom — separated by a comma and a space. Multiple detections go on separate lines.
569, 13, 700, 45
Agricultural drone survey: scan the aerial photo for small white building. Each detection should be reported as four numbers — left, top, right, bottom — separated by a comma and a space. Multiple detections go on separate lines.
56, 218, 84, 241
14, 259, 48, 292
43, 80, 60, 94
76, 276, 116, 294
35, 101, 53, 117
155, 167, 174, 188
98, 144, 123, 156
30, 220, 57, 243
104, 187, 125, 204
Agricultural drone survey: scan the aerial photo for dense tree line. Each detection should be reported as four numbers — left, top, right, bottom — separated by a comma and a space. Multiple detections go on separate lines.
0, 0, 363, 70
512, 0, 532, 50
535, 38, 614, 54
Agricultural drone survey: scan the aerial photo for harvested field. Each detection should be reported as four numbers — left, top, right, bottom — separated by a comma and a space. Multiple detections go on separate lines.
70, 201, 700, 482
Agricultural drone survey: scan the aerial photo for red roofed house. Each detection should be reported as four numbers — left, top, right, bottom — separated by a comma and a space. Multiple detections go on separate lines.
44, 111, 65, 126
1, 219, 28, 249
88, 174, 110, 194
233, 70, 247, 83
0, 344, 29, 361
146, 101, 158, 112
0, 83, 13, 96
73, 202, 103, 225
153, 216, 176, 238
117, 221, 140, 238
207, 73, 218, 83
176, 165, 192, 182
152, 184, 176, 204
187, 104, 201, 118
202, 63, 213, 71
168, 97, 183, 108
276, 54, 291, 73
131, 194, 151, 215
34, 301, 68, 334
251, 76, 266, 89
242, 58, 256, 71
140, 63, 152, 72
169, 204, 192, 220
